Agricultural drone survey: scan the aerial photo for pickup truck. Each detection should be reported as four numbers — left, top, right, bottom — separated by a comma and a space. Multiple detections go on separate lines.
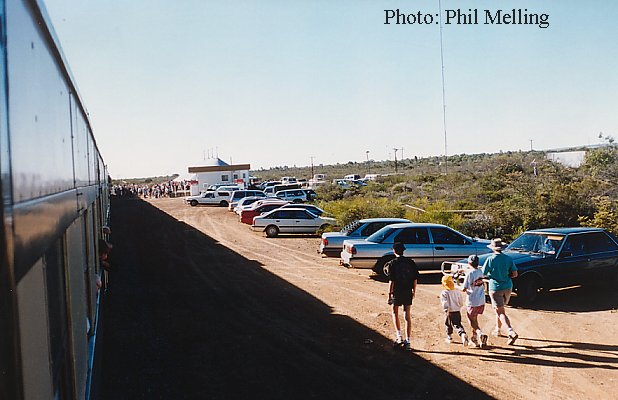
185, 190, 233, 207
319, 218, 410, 257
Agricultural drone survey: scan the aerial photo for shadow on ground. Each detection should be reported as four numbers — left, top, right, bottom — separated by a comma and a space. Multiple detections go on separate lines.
95, 197, 492, 400
510, 284, 618, 313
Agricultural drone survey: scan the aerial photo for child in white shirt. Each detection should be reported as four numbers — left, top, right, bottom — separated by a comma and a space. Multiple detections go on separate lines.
440, 274, 469, 346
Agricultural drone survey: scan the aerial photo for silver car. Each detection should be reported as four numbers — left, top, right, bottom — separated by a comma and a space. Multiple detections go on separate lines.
340, 223, 491, 274
319, 218, 410, 257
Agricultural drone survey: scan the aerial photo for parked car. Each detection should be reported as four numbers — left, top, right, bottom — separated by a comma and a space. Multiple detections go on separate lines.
233, 195, 268, 214
448, 228, 618, 303
239, 200, 289, 224
319, 218, 411, 257
185, 189, 233, 207
227, 190, 266, 211
281, 176, 298, 184
252, 208, 337, 238
274, 188, 308, 203
340, 223, 492, 274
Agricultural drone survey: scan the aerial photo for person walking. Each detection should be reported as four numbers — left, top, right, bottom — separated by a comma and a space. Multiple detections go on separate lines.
462, 254, 488, 348
385, 242, 419, 350
440, 275, 469, 346
483, 238, 519, 345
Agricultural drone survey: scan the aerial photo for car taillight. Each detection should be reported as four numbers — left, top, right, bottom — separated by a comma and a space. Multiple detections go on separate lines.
346, 245, 356, 255
322, 238, 329, 246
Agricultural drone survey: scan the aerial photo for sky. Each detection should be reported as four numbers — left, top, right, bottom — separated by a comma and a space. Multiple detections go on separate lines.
43, 0, 618, 178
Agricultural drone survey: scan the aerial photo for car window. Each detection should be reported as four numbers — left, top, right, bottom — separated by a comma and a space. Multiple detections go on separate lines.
218, 191, 230, 196
366, 226, 397, 243
361, 222, 388, 237
293, 210, 313, 219
430, 228, 468, 245
563, 232, 618, 256
394, 228, 430, 244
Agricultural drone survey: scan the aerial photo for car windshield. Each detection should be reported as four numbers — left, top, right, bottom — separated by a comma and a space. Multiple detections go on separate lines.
341, 220, 362, 235
366, 226, 396, 243
507, 233, 565, 255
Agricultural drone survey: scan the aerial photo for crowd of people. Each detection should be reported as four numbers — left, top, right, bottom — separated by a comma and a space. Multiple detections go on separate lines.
386, 237, 518, 351
111, 180, 191, 198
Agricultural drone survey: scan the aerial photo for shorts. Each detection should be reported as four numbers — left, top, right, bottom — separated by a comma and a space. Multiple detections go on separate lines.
393, 289, 413, 306
489, 289, 512, 308
466, 304, 485, 319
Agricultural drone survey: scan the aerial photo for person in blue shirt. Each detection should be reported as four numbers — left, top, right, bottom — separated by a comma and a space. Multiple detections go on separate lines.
482, 238, 519, 345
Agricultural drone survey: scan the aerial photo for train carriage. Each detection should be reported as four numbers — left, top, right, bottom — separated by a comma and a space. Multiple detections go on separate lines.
0, 1, 108, 399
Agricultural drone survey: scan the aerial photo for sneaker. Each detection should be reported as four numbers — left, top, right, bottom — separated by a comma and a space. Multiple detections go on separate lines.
445, 335, 453, 344
393, 337, 403, 348
507, 332, 519, 345
480, 334, 489, 348
461, 333, 469, 347
491, 328, 503, 337
468, 336, 479, 348
403, 340, 411, 351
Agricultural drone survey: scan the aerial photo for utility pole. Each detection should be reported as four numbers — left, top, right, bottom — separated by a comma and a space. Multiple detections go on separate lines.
310, 156, 315, 178
530, 139, 533, 151
393, 148, 399, 173
365, 150, 370, 173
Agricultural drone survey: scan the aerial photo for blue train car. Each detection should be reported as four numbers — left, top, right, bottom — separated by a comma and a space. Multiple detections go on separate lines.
0, 1, 108, 399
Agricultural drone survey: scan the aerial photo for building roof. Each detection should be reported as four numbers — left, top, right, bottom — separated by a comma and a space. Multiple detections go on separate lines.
188, 161, 251, 173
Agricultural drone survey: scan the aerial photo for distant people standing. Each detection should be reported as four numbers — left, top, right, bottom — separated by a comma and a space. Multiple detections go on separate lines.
440, 275, 469, 346
483, 238, 519, 345
462, 254, 488, 348
385, 242, 419, 350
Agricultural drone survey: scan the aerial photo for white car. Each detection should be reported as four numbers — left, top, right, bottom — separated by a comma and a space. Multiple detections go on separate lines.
227, 190, 266, 211
252, 208, 337, 238
185, 189, 234, 207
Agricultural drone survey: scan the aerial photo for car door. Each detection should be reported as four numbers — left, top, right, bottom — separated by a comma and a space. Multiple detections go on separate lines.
392, 227, 433, 269
429, 227, 474, 268
292, 210, 316, 233
267, 210, 294, 233
553, 233, 591, 287
580, 232, 618, 282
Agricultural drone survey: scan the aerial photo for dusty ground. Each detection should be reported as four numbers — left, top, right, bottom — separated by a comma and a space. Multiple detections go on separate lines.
98, 197, 618, 399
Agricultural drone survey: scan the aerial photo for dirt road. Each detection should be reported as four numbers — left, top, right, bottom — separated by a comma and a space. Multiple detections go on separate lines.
98, 197, 618, 399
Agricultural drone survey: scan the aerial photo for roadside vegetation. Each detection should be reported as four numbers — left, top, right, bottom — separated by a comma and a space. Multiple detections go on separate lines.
257, 137, 618, 240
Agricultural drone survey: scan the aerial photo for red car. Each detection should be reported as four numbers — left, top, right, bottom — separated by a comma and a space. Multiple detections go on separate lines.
240, 201, 288, 224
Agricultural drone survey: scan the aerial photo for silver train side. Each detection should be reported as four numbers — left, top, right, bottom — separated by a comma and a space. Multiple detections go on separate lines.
1, 1, 109, 399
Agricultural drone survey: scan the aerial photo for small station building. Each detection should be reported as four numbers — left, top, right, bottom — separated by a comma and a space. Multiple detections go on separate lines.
187, 158, 251, 195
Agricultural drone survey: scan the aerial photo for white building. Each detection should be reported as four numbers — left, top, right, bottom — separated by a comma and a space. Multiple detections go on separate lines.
547, 151, 586, 168
188, 158, 251, 195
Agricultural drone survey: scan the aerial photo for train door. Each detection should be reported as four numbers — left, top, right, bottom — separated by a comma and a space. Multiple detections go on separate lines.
65, 219, 90, 399
16, 238, 75, 400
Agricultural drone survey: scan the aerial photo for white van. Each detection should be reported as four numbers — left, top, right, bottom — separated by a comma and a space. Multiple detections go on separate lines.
344, 174, 361, 181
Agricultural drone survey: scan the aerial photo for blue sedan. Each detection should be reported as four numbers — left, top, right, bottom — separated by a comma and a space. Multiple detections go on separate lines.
475, 228, 618, 303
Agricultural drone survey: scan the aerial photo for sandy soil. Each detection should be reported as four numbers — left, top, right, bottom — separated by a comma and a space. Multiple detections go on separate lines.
98, 197, 618, 400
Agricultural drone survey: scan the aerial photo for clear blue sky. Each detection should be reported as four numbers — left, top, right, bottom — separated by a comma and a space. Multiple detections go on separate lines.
44, 0, 618, 178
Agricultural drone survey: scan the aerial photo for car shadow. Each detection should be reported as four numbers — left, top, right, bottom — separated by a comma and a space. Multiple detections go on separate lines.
509, 284, 618, 313
96, 197, 492, 400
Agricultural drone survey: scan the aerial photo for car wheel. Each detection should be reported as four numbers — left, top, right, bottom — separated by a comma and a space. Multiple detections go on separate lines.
190, 200, 198, 207
265, 225, 279, 238
516, 274, 543, 304
219, 200, 228, 207
373, 255, 395, 277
